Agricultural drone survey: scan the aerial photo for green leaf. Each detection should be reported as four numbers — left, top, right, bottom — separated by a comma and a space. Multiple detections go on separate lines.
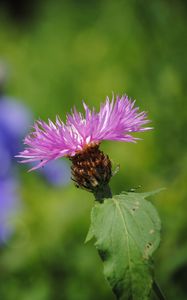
88, 191, 161, 300
85, 221, 94, 243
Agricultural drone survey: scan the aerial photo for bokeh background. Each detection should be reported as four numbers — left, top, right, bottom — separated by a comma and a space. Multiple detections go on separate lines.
0, 0, 187, 299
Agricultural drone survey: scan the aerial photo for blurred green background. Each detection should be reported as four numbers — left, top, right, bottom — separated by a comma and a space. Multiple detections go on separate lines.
0, 0, 187, 299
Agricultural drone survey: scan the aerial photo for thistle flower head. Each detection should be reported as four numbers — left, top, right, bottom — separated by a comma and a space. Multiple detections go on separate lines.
17, 95, 152, 171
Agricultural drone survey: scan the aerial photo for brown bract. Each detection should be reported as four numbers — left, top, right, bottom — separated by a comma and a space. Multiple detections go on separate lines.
69, 143, 112, 195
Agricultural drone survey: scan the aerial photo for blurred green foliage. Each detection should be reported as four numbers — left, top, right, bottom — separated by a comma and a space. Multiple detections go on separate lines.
0, 0, 187, 299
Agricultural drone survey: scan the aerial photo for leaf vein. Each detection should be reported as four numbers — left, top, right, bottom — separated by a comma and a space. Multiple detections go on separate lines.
113, 198, 134, 298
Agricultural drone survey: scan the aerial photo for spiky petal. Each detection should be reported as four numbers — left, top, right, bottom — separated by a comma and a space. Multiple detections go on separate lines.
17, 95, 152, 170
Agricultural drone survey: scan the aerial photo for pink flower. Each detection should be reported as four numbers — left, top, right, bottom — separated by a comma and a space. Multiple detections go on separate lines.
17, 95, 152, 170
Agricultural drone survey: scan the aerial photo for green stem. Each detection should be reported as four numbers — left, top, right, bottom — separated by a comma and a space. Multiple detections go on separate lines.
153, 280, 166, 300
93, 184, 112, 202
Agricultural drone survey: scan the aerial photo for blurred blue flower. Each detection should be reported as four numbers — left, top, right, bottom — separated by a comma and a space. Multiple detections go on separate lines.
0, 136, 11, 178
0, 96, 33, 157
38, 159, 71, 187
0, 177, 20, 244
0, 95, 70, 244
0, 96, 71, 183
